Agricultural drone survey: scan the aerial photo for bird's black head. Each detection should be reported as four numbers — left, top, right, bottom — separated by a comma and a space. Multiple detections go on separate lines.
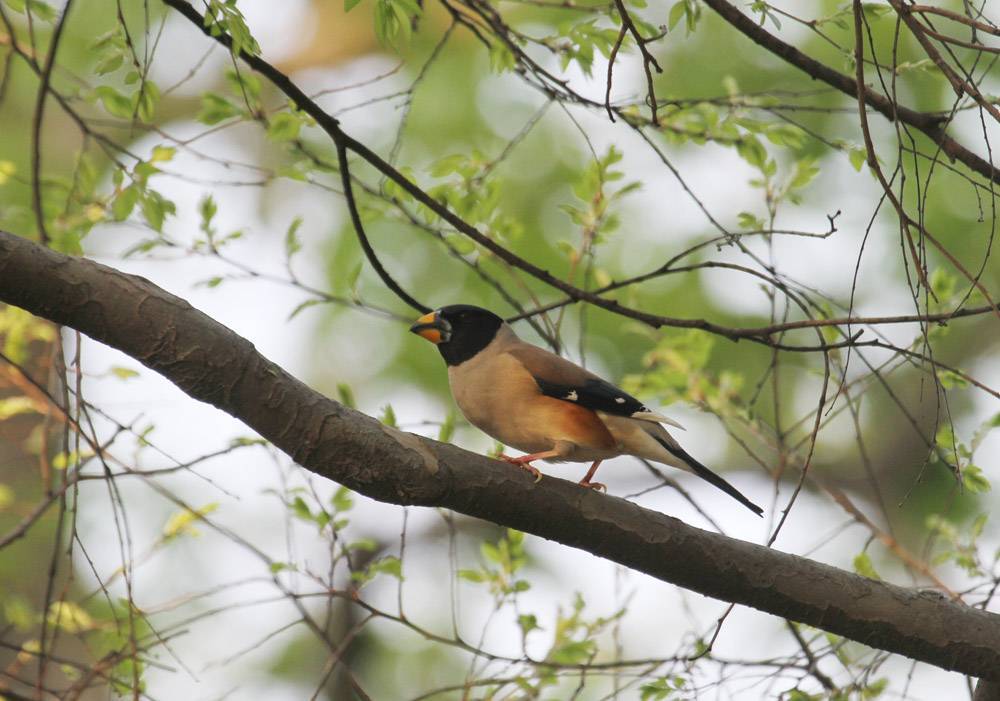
410, 305, 504, 366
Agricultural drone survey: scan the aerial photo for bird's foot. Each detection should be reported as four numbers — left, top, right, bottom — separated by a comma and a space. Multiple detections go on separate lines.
498, 454, 543, 483
578, 479, 607, 492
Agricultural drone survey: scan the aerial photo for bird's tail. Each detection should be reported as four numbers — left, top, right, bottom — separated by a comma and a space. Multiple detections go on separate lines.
649, 434, 764, 517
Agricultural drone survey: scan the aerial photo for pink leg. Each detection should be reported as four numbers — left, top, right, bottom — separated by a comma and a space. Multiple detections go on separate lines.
578, 460, 606, 492
498, 449, 562, 483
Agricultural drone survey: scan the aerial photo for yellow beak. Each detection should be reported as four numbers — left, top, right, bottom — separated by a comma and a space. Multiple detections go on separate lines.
409, 311, 449, 344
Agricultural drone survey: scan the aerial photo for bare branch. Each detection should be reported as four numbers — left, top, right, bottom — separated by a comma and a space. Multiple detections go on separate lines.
700, 0, 999, 184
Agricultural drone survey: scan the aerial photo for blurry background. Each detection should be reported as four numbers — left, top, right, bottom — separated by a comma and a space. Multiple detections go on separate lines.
0, 0, 998, 698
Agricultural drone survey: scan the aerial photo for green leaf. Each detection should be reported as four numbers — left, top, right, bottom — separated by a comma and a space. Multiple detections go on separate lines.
488, 42, 516, 73
737, 211, 765, 230
668, 1, 687, 31
205, 0, 261, 57
198, 92, 242, 125
163, 502, 219, 539
863, 677, 889, 699
133, 161, 160, 184
379, 404, 397, 427
937, 368, 969, 390
8, 0, 56, 20
94, 86, 133, 119
849, 147, 868, 172
267, 112, 302, 142
549, 639, 596, 664
929, 268, 956, 302
517, 613, 540, 634
140, 190, 176, 232
199, 276, 224, 289
150, 146, 176, 163
429, 154, 467, 178
284, 216, 303, 258
971, 513, 988, 538
224, 67, 262, 103
95, 51, 124, 76
109, 366, 139, 381
230, 436, 267, 447
736, 136, 767, 170
288, 298, 324, 320
481, 541, 502, 565
963, 465, 991, 494
766, 124, 806, 149
199, 194, 217, 239
46, 601, 94, 634
291, 496, 313, 522
370, 556, 403, 579
787, 691, 822, 701
853, 552, 880, 580
789, 158, 819, 190
332, 486, 354, 512
90, 27, 125, 51
345, 0, 363, 11
136, 81, 161, 123
336, 383, 356, 409
458, 568, 486, 582
111, 185, 139, 221
640, 678, 681, 701
437, 411, 456, 443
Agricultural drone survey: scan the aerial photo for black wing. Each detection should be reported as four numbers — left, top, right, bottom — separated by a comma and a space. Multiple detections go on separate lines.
534, 377, 653, 418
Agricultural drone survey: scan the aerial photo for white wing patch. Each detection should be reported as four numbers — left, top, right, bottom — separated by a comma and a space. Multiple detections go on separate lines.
565, 390, 578, 401
631, 410, 686, 430
614, 397, 625, 404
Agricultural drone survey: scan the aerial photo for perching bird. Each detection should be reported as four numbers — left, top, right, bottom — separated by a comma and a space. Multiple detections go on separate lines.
410, 304, 763, 516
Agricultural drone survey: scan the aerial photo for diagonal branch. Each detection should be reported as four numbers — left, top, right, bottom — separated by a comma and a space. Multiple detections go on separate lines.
699, 0, 999, 185
1, 229, 999, 682
160, 0, 1000, 350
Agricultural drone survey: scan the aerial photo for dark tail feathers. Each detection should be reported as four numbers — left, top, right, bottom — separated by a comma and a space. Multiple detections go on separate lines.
651, 435, 763, 517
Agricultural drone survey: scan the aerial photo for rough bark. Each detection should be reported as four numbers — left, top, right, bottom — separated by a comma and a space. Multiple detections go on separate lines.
1, 230, 999, 681
976, 681, 1000, 701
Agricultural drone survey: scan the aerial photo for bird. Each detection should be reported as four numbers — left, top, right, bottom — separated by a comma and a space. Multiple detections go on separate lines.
410, 304, 763, 516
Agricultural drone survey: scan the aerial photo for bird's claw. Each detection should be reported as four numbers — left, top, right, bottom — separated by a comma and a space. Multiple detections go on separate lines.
578, 480, 607, 492
498, 454, 543, 483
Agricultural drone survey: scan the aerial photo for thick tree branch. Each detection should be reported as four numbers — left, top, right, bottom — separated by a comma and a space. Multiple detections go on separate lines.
1, 230, 999, 681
